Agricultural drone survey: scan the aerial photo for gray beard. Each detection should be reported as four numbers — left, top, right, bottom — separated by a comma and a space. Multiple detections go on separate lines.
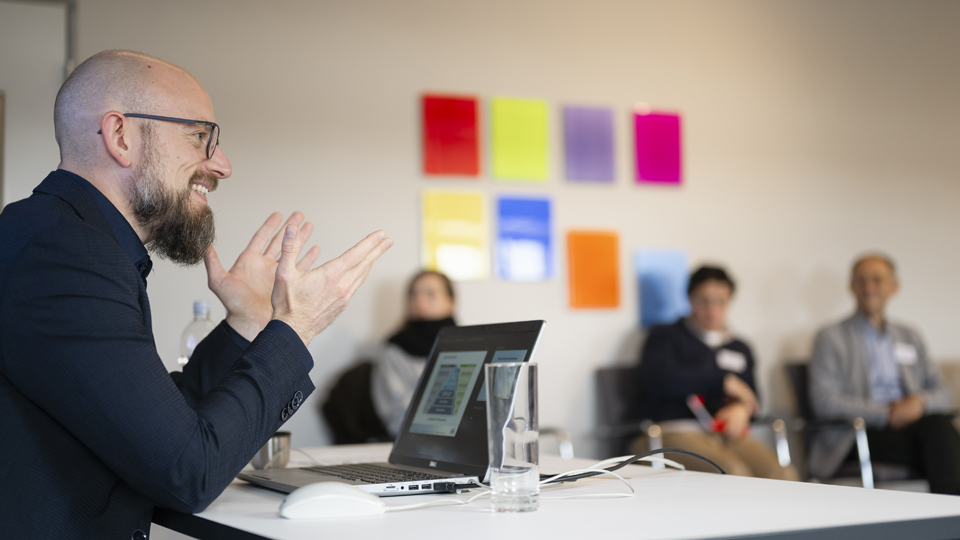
130, 126, 216, 266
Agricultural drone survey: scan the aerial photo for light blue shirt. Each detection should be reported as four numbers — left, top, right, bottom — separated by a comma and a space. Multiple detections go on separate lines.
858, 315, 903, 403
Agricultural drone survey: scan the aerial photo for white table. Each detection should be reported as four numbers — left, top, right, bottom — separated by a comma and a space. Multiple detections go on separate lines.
153, 443, 960, 540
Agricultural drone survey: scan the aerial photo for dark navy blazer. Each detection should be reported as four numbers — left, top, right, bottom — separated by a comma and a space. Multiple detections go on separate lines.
0, 171, 315, 539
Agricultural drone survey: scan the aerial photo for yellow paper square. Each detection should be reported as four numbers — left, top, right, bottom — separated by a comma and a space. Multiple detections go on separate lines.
491, 98, 548, 181
422, 191, 488, 280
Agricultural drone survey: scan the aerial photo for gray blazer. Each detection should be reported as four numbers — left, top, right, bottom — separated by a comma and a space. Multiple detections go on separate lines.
807, 314, 952, 478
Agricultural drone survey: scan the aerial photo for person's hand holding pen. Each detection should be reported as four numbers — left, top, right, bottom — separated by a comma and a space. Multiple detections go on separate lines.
714, 402, 752, 438
723, 374, 759, 415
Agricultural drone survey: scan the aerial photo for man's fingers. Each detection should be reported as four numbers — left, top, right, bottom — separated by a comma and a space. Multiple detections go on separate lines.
340, 235, 393, 287
266, 212, 305, 259
244, 212, 283, 254
203, 245, 226, 286
327, 231, 390, 274
341, 239, 392, 302
296, 245, 322, 273
300, 222, 315, 246
277, 225, 302, 279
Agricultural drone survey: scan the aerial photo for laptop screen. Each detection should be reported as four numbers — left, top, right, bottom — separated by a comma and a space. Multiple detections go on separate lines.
389, 321, 545, 479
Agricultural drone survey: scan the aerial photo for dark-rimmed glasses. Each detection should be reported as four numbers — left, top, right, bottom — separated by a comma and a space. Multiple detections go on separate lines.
97, 113, 220, 159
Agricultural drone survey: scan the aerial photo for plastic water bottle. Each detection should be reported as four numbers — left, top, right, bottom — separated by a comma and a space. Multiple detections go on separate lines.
177, 301, 215, 367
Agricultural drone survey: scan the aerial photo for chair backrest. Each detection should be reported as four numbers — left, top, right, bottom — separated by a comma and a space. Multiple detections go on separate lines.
595, 366, 640, 426
785, 362, 815, 421
321, 361, 392, 445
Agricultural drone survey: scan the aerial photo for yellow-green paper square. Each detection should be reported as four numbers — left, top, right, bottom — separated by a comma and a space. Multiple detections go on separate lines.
492, 98, 548, 181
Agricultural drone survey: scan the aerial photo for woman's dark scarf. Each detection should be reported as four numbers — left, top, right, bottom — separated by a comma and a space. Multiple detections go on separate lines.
388, 317, 456, 357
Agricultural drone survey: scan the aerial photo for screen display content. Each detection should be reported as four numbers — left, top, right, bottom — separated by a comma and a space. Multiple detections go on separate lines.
410, 351, 487, 437
389, 321, 543, 477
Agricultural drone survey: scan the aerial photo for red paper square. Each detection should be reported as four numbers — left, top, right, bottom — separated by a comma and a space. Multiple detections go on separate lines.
423, 95, 480, 176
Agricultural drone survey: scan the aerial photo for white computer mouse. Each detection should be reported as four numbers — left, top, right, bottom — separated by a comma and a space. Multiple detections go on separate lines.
279, 482, 387, 519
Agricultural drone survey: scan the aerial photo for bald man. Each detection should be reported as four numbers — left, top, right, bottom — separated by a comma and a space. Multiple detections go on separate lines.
807, 254, 960, 494
0, 50, 392, 538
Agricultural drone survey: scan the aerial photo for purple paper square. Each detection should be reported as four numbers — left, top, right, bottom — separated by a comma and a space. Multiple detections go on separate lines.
634, 112, 682, 185
563, 106, 615, 182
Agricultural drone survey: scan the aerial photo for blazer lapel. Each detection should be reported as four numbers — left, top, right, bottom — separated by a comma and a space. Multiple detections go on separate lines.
841, 316, 873, 401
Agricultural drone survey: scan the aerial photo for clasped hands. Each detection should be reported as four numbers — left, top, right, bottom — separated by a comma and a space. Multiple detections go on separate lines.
888, 395, 925, 430
204, 212, 393, 346
713, 374, 759, 438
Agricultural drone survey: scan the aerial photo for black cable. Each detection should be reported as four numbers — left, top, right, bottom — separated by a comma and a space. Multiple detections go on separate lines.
541, 448, 726, 485
461, 448, 726, 490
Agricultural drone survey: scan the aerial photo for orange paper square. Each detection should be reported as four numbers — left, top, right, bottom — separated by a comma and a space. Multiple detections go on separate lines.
567, 231, 620, 308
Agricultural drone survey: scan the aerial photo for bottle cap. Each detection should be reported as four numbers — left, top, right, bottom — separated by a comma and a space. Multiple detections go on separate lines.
193, 300, 210, 317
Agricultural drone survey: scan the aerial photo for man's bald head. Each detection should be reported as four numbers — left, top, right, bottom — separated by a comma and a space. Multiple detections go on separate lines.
851, 252, 897, 279
54, 50, 203, 165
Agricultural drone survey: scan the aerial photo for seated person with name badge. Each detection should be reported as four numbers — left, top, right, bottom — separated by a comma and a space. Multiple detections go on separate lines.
808, 253, 960, 494
633, 266, 798, 480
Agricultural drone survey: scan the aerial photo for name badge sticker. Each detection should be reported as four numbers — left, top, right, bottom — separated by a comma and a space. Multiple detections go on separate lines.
894, 343, 918, 365
716, 349, 747, 373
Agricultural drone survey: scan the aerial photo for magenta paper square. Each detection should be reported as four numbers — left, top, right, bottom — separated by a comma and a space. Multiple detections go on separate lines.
634, 112, 682, 185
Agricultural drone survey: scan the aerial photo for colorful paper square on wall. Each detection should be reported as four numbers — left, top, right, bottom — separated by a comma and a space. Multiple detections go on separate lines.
421, 191, 488, 280
567, 231, 620, 308
491, 97, 548, 182
634, 111, 682, 185
422, 95, 480, 176
636, 249, 690, 328
563, 105, 614, 182
496, 196, 552, 281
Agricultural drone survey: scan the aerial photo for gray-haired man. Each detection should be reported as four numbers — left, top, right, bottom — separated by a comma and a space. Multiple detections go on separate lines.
808, 254, 960, 494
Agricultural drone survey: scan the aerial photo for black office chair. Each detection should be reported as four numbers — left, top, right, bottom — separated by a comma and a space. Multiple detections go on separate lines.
321, 361, 393, 445
594, 367, 658, 458
595, 366, 791, 467
784, 362, 920, 488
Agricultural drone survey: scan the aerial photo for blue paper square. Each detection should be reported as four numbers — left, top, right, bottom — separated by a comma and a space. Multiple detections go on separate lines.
497, 197, 552, 281
636, 249, 690, 328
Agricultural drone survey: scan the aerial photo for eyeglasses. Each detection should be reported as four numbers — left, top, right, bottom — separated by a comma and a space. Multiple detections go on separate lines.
97, 113, 221, 160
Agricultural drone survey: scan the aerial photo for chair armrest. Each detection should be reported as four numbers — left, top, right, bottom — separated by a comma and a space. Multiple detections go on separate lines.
540, 427, 575, 459
748, 416, 792, 468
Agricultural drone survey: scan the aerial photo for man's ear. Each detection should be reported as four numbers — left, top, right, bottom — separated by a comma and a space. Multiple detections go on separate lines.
99, 111, 134, 168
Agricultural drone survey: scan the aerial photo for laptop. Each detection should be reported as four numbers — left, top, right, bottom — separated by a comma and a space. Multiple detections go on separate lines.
238, 320, 545, 496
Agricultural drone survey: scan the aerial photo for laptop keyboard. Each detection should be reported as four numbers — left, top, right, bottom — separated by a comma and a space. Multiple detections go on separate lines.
303, 463, 448, 484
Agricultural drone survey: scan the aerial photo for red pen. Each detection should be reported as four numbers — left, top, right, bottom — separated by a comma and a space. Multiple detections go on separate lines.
686, 394, 724, 433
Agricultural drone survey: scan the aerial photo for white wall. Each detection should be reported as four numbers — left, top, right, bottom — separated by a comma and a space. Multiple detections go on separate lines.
5, 0, 960, 457
0, 0, 66, 205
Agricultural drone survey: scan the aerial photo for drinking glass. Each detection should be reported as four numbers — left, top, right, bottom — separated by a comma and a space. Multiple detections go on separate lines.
485, 362, 538, 512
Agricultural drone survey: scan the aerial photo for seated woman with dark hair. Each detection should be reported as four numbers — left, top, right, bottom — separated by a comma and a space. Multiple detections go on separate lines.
371, 270, 457, 437
634, 266, 798, 480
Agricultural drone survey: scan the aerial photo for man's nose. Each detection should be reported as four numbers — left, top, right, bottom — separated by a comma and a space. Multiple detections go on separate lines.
206, 145, 232, 179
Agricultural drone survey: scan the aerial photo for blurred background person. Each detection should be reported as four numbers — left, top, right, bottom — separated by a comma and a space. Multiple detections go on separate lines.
323, 270, 456, 443
808, 253, 960, 494
633, 266, 798, 480
371, 270, 457, 437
